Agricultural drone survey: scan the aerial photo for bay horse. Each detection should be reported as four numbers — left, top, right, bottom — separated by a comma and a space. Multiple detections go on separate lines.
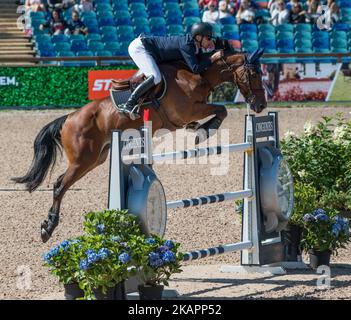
12, 48, 267, 242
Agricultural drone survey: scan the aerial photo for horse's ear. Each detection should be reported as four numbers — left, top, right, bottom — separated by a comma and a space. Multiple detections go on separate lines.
248, 48, 265, 63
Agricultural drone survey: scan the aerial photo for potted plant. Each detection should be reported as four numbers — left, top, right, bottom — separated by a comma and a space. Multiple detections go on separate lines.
42, 209, 144, 300
128, 234, 183, 300
43, 234, 134, 300
300, 208, 350, 269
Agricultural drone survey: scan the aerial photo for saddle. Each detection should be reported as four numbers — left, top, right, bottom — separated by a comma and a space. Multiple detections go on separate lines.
110, 70, 167, 110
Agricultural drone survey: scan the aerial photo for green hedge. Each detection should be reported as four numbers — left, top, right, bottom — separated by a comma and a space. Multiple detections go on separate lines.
0, 66, 134, 108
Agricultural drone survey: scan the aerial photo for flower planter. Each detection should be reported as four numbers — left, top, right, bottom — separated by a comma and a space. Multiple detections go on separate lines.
308, 249, 331, 270
138, 284, 164, 300
282, 224, 303, 261
64, 282, 126, 300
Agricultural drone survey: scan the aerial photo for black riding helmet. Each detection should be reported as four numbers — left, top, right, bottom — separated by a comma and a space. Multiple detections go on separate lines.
191, 22, 214, 39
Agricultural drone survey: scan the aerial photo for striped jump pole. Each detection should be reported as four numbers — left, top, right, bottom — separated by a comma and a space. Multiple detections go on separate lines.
166, 190, 253, 210
153, 142, 252, 163
182, 241, 253, 262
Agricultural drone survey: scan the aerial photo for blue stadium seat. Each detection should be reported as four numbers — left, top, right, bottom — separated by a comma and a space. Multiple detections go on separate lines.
86, 33, 102, 43
239, 24, 257, 33
277, 38, 294, 49
53, 42, 71, 52
275, 23, 294, 33
312, 38, 329, 49
100, 26, 118, 34
34, 34, 51, 43
81, 11, 97, 21
183, 8, 200, 17
51, 34, 69, 43
148, 9, 165, 17
258, 23, 275, 33
99, 16, 116, 27
240, 31, 257, 40
223, 32, 240, 41
112, 3, 129, 11
88, 41, 105, 52
167, 24, 184, 35
129, 3, 146, 12
71, 40, 88, 52
117, 26, 135, 42
151, 24, 167, 36
115, 16, 133, 26
166, 15, 183, 25
147, 2, 163, 11
134, 24, 151, 36
102, 33, 119, 42
259, 38, 276, 49
219, 16, 236, 25
104, 42, 121, 55
295, 38, 312, 49
131, 9, 148, 18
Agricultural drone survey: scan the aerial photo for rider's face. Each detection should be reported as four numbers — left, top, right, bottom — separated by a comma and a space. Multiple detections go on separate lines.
196, 35, 215, 50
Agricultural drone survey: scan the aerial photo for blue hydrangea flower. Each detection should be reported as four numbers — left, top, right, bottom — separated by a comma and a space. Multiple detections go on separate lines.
313, 208, 326, 216
96, 224, 105, 234
120, 242, 128, 248
42, 252, 53, 264
164, 240, 175, 249
156, 246, 168, 254
86, 249, 95, 256
303, 214, 316, 222
332, 224, 341, 237
161, 250, 176, 264
98, 248, 109, 260
59, 240, 71, 252
149, 252, 163, 268
86, 250, 99, 264
315, 213, 329, 222
119, 252, 131, 264
146, 238, 156, 245
79, 259, 90, 271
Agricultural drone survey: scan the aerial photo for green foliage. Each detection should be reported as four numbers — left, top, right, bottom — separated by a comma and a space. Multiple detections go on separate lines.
84, 209, 142, 240
0, 66, 134, 107
281, 114, 351, 217
209, 82, 238, 103
128, 234, 183, 287
300, 209, 350, 254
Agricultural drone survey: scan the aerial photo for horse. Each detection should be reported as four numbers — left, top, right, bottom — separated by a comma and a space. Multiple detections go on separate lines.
12, 48, 267, 242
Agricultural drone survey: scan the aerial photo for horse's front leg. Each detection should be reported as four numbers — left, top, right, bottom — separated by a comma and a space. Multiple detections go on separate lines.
189, 103, 228, 145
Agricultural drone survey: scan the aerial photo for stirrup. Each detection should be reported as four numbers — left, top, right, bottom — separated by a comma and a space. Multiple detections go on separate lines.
117, 104, 141, 120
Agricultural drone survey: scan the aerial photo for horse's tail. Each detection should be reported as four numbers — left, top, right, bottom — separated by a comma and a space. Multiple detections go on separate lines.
12, 115, 68, 192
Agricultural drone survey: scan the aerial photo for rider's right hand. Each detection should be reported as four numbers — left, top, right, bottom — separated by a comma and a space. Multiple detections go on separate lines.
210, 50, 224, 63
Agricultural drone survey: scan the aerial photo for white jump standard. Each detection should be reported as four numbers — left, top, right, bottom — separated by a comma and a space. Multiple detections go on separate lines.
108, 112, 294, 274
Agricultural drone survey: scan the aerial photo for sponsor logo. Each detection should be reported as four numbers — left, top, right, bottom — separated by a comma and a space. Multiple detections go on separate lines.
316, 5, 331, 30
0, 77, 18, 86
256, 121, 273, 133
88, 70, 137, 100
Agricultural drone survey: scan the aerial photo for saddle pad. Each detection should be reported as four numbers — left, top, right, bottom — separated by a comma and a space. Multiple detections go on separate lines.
110, 89, 132, 107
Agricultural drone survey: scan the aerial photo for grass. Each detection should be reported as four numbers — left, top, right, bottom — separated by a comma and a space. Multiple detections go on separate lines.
329, 71, 351, 101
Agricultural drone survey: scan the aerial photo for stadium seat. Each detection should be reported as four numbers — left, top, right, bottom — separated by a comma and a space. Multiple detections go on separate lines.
277, 38, 294, 49
99, 16, 116, 27
222, 24, 239, 34
88, 41, 105, 52
330, 31, 347, 41
69, 34, 85, 42
133, 18, 149, 27
239, 24, 257, 33
53, 42, 71, 52
129, 3, 146, 12
34, 34, 51, 43
94, 50, 113, 56
151, 24, 167, 36
51, 34, 69, 43
100, 26, 118, 34
294, 23, 311, 33
276, 31, 293, 40
332, 23, 350, 31
57, 50, 75, 57
258, 31, 275, 40
117, 26, 135, 42
295, 30, 312, 40
112, 3, 129, 11
104, 42, 121, 55
258, 23, 275, 33
295, 47, 314, 63
242, 39, 258, 50
134, 24, 151, 36
130, 9, 149, 18
223, 32, 240, 41
119, 41, 130, 55
86, 33, 102, 43
295, 38, 312, 49
275, 23, 294, 33
81, 11, 97, 21
183, 8, 200, 17
313, 31, 329, 39
166, 15, 183, 25
167, 24, 184, 36
219, 16, 236, 25
240, 31, 257, 40
149, 9, 165, 17
259, 38, 276, 49
147, 2, 163, 12
95, 0, 110, 4
71, 40, 88, 52
30, 11, 45, 20
312, 38, 329, 49
102, 33, 119, 42
211, 23, 222, 37
149, 17, 167, 27
164, 2, 181, 12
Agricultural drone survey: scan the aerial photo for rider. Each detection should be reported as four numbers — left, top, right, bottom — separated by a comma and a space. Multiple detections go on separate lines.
117, 22, 224, 120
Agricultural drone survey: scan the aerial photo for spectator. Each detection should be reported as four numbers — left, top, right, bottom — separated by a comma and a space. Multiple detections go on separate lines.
202, 1, 220, 25
64, 10, 87, 35
227, 0, 237, 16
325, 0, 340, 24
290, 3, 307, 24
199, 0, 218, 11
39, 9, 67, 35
270, 0, 290, 26
236, 0, 256, 24
74, 0, 93, 14
47, 0, 75, 12
236, 0, 259, 10
286, 0, 302, 11
219, 0, 231, 19
306, 0, 320, 23
25, 0, 45, 12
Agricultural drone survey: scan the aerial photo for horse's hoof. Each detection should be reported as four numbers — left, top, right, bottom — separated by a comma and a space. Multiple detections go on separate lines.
41, 228, 51, 243
195, 129, 208, 145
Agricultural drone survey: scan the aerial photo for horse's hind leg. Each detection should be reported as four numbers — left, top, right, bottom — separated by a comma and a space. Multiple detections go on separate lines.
41, 163, 90, 242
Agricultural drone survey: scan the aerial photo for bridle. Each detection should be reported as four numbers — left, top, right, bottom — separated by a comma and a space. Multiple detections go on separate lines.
220, 56, 261, 105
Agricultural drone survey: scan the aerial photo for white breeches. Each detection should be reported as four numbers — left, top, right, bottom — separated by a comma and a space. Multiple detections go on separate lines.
128, 37, 162, 85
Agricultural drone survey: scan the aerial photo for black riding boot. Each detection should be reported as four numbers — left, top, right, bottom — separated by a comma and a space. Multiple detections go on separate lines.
118, 75, 155, 120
